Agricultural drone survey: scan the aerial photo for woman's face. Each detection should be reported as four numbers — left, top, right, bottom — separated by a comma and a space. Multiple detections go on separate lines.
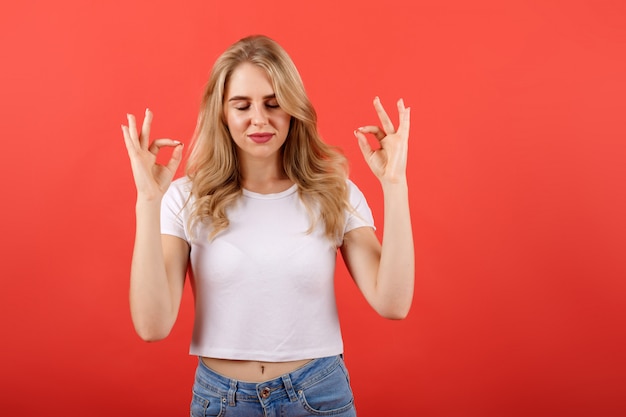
223, 62, 291, 165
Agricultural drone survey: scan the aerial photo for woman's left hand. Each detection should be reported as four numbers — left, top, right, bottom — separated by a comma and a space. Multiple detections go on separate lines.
354, 97, 410, 185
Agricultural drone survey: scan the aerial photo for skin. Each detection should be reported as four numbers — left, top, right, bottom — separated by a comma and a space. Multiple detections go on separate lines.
122, 62, 414, 382
223, 63, 293, 193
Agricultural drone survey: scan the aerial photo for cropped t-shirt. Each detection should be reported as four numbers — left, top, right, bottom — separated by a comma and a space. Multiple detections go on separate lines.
161, 177, 375, 362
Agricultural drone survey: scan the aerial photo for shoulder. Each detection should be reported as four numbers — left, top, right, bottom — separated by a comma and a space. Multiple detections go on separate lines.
163, 177, 193, 207
346, 178, 369, 205
344, 178, 375, 230
166, 177, 192, 196
170, 176, 192, 191
346, 178, 363, 192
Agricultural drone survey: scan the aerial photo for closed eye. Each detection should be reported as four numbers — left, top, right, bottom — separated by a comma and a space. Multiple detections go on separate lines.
234, 103, 279, 111
228, 94, 280, 111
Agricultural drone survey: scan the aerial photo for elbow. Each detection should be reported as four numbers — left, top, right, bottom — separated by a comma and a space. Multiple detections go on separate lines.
375, 303, 411, 320
132, 319, 172, 342
371, 289, 413, 320
130, 303, 175, 342
135, 326, 171, 343
379, 309, 410, 321
136, 330, 169, 343
384, 312, 410, 321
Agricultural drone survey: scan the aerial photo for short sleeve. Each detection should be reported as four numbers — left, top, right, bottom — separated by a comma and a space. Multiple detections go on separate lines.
160, 177, 192, 242
344, 179, 375, 234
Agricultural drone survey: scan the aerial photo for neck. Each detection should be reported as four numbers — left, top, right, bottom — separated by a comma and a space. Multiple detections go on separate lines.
239, 153, 292, 193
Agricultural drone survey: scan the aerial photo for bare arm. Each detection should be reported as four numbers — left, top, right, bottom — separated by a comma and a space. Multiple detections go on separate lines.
341, 98, 414, 319
122, 109, 188, 340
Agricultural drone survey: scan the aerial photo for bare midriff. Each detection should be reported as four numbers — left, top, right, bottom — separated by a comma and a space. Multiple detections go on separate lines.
201, 357, 312, 383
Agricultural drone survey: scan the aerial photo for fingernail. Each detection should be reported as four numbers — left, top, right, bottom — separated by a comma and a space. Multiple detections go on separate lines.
353, 129, 359, 137
145, 108, 150, 115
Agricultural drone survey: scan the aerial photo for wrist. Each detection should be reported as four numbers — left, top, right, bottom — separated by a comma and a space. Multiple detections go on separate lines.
135, 195, 163, 210
380, 177, 408, 192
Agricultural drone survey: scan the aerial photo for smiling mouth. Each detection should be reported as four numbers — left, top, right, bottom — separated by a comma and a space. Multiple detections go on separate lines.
248, 133, 274, 144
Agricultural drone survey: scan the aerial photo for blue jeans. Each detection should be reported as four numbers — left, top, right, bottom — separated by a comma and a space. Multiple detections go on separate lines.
190, 355, 357, 417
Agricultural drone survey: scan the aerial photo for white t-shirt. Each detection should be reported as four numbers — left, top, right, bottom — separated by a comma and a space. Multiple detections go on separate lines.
161, 177, 375, 362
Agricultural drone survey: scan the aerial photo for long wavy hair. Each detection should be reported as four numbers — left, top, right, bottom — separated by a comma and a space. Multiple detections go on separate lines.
186, 35, 350, 243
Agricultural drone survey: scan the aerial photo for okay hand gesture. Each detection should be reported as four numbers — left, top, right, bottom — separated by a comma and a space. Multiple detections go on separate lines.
121, 109, 183, 201
354, 97, 410, 185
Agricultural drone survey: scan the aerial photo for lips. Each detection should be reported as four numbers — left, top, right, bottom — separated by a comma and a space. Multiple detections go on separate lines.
248, 133, 274, 144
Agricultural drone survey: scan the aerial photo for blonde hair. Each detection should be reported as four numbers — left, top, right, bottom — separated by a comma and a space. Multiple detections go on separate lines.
186, 35, 349, 242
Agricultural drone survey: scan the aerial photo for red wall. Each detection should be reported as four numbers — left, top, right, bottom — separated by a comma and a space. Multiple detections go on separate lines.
1, 1, 625, 416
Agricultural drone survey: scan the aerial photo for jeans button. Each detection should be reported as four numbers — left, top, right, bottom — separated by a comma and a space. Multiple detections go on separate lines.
260, 387, 271, 399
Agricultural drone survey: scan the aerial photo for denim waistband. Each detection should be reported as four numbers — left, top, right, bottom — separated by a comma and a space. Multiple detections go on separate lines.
194, 355, 344, 406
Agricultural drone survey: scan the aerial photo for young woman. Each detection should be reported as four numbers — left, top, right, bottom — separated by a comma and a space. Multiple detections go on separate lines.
122, 35, 414, 416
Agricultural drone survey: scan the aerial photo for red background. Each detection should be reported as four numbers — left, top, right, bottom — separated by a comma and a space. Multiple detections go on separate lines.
1, 1, 625, 416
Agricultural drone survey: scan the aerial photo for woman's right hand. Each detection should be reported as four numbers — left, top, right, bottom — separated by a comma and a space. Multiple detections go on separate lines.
122, 109, 184, 201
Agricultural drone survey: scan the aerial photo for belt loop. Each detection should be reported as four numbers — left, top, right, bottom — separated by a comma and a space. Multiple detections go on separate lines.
281, 374, 298, 402
228, 379, 237, 406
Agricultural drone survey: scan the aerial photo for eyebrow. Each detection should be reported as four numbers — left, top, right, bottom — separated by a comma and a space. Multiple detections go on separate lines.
228, 94, 276, 102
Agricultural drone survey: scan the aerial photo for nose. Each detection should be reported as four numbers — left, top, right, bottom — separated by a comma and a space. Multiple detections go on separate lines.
251, 104, 268, 126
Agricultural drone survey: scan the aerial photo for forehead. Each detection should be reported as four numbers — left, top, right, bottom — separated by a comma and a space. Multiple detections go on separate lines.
225, 63, 274, 98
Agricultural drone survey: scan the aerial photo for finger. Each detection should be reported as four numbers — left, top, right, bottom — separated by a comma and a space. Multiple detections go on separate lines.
397, 104, 411, 137
127, 114, 139, 144
373, 97, 395, 135
121, 124, 136, 152
148, 138, 182, 156
396, 98, 406, 112
357, 125, 386, 141
140, 108, 152, 149
165, 143, 184, 173
354, 129, 374, 159
127, 113, 143, 151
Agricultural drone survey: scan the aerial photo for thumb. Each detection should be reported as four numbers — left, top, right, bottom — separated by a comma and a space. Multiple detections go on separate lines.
354, 129, 374, 160
165, 143, 184, 173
